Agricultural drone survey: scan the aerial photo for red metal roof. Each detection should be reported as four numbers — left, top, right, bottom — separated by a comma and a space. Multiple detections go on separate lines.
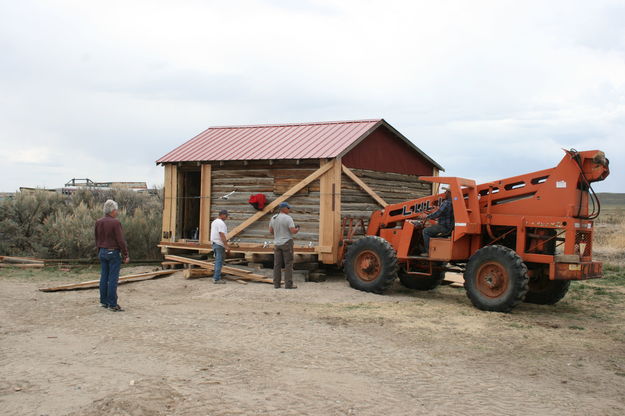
157, 119, 381, 163
156, 119, 443, 171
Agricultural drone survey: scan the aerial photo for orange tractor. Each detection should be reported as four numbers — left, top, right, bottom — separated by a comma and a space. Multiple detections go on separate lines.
343, 149, 610, 312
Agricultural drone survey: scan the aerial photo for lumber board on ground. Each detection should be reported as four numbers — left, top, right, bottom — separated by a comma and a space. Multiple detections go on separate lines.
164, 255, 272, 283
182, 268, 248, 284
39, 270, 176, 292
2, 256, 44, 264
0, 263, 44, 269
224, 276, 248, 284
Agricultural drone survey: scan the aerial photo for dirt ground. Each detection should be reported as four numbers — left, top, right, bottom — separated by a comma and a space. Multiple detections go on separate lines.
1, 265, 625, 416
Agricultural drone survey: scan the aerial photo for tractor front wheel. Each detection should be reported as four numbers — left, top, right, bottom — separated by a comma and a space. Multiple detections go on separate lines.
345, 236, 398, 294
464, 245, 529, 312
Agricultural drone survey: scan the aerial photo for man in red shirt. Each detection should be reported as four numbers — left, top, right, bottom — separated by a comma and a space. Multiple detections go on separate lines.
95, 199, 129, 311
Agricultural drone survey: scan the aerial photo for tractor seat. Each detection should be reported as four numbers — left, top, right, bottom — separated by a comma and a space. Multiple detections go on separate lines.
433, 229, 453, 239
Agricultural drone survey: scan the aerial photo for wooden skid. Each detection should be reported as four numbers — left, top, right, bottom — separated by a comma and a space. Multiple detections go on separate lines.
443, 273, 465, 288
183, 268, 212, 278
165, 255, 273, 283
161, 261, 182, 269
39, 270, 176, 292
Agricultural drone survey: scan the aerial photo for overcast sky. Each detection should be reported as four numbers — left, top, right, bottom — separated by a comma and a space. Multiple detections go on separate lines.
1, 0, 623, 193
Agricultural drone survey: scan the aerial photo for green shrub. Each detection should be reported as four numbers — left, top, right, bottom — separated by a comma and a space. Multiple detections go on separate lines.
0, 189, 163, 260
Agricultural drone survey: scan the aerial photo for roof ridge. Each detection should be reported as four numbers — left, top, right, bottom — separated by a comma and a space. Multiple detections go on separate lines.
207, 119, 382, 129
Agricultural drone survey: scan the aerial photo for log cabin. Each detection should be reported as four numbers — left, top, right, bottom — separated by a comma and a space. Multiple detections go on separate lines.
155, 119, 443, 265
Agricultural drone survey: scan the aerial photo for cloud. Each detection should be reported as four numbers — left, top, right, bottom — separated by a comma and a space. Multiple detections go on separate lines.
0, 0, 623, 193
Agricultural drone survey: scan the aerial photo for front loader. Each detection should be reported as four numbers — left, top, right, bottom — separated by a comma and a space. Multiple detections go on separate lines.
342, 149, 610, 312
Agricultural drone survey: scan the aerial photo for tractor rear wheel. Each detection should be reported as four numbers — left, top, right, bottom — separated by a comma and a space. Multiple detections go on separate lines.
344, 236, 398, 294
399, 264, 445, 291
524, 277, 570, 305
464, 245, 529, 312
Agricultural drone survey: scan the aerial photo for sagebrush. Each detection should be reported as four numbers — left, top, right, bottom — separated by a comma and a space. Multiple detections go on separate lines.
0, 189, 163, 260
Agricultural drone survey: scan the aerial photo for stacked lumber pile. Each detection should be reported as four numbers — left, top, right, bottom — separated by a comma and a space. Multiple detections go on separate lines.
165, 255, 274, 284
39, 270, 176, 292
0, 256, 44, 269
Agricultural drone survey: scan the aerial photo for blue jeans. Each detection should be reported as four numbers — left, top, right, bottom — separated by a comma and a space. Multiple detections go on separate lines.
99, 248, 121, 307
422, 224, 452, 253
212, 243, 225, 281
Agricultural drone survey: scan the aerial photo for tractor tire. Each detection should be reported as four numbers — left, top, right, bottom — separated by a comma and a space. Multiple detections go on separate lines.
524, 278, 570, 305
344, 236, 398, 294
464, 245, 529, 312
399, 265, 445, 291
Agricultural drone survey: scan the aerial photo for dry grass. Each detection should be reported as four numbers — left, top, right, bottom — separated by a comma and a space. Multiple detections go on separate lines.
594, 205, 625, 265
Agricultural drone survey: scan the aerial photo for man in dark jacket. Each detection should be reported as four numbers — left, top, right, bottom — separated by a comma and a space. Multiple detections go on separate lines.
421, 188, 454, 256
95, 199, 129, 311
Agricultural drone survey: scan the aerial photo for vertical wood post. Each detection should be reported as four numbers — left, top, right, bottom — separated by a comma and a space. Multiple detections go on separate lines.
162, 164, 178, 242
432, 167, 440, 195
318, 158, 342, 264
199, 164, 212, 244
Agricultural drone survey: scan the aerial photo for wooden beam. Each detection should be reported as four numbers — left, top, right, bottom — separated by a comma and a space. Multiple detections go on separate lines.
315, 246, 333, 254
162, 164, 171, 240
226, 162, 334, 240
319, 159, 342, 264
341, 164, 388, 207
183, 268, 212, 278
432, 167, 440, 195
39, 270, 176, 292
199, 164, 212, 244
162, 164, 178, 242
164, 255, 273, 283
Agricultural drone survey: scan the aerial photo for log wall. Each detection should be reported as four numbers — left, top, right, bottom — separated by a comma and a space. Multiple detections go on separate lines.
209, 160, 321, 246
342, 168, 432, 220
167, 161, 433, 249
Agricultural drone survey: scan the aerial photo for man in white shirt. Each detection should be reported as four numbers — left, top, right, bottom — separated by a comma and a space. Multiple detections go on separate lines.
210, 209, 230, 284
269, 202, 299, 289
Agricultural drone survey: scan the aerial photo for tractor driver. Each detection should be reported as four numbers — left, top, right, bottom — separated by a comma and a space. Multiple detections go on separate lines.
419, 187, 454, 256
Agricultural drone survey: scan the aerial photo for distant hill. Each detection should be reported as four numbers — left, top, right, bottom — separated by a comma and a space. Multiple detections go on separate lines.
596, 193, 625, 206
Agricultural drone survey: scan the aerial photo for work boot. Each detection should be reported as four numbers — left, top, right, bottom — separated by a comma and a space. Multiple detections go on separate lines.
285, 284, 298, 289
109, 305, 124, 312
214, 279, 226, 284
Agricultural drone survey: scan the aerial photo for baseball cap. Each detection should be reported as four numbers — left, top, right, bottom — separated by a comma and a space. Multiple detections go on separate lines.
219, 209, 229, 215
278, 202, 291, 209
